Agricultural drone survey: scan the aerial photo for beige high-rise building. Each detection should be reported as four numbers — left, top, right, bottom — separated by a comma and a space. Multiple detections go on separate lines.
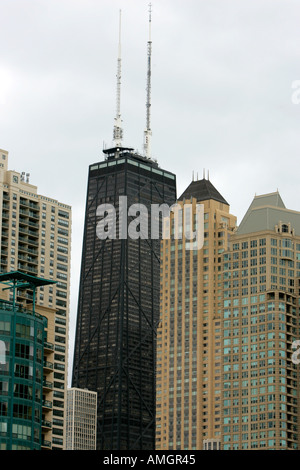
220, 191, 300, 450
65, 388, 97, 450
0, 148, 72, 449
157, 184, 300, 451
156, 176, 236, 450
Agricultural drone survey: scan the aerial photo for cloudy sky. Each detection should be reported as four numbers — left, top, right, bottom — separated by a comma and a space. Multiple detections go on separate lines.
1, 0, 300, 382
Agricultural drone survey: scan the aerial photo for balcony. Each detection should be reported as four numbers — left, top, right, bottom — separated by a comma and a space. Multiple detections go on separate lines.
43, 361, 54, 372
18, 245, 38, 255
28, 220, 39, 228
280, 249, 294, 261
42, 420, 52, 430
44, 341, 54, 353
18, 254, 38, 263
19, 226, 38, 238
18, 235, 38, 246
42, 400, 52, 410
17, 291, 33, 301
20, 199, 39, 210
27, 265, 38, 274
43, 380, 53, 391
19, 208, 29, 216
41, 439, 52, 449
28, 211, 39, 220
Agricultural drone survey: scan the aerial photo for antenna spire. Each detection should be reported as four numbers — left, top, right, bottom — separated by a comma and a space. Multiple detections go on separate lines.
143, 3, 152, 159
113, 9, 123, 148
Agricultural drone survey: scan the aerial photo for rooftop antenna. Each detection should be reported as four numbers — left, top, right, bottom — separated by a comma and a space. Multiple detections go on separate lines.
143, 3, 152, 159
113, 9, 123, 149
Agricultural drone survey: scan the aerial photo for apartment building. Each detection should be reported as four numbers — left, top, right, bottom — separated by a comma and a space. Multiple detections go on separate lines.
65, 387, 97, 450
156, 176, 236, 450
0, 148, 72, 449
221, 192, 300, 449
0, 271, 56, 450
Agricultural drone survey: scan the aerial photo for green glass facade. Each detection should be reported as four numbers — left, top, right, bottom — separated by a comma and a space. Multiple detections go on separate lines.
0, 299, 47, 449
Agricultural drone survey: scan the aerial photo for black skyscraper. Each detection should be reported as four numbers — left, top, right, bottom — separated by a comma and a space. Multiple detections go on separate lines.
72, 146, 176, 449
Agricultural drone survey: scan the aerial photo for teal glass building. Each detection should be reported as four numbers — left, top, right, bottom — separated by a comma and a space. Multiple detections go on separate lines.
0, 272, 55, 450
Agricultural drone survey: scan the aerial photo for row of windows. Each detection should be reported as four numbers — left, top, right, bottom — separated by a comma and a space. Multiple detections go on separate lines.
232, 238, 300, 250
2, 213, 70, 239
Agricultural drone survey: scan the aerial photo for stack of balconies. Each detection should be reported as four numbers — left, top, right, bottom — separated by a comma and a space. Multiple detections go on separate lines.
42, 339, 54, 449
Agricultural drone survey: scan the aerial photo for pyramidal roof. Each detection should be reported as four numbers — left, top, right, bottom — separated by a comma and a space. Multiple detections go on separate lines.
178, 178, 229, 205
237, 191, 300, 235
245, 192, 285, 212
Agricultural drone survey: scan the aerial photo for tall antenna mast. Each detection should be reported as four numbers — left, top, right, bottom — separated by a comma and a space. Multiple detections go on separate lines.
143, 3, 152, 159
113, 9, 123, 148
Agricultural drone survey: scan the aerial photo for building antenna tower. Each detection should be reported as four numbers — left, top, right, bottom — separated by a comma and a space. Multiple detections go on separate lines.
144, 3, 152, 159
113, 9, 123, 148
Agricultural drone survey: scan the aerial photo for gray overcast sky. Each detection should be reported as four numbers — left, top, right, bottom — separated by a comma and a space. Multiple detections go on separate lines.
1, 0, 300, 383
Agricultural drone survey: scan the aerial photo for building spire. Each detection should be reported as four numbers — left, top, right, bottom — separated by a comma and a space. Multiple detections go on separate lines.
113, 9, 123, 148
143, 3, 152, 159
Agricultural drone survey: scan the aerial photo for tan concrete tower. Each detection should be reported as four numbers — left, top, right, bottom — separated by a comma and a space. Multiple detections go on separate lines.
0, 148, 72, 449
220, 192, 300, 450
156, 174, 236, 450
